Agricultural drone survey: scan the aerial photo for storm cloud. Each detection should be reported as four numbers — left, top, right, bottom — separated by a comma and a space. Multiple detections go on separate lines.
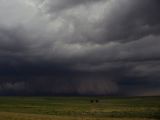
0, 0, 160, 96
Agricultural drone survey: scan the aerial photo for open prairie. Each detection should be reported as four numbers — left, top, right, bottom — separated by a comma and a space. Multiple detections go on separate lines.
0, 97, 159, 120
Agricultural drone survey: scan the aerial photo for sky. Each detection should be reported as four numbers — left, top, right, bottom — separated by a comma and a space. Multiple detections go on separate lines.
0, 0, 160, 96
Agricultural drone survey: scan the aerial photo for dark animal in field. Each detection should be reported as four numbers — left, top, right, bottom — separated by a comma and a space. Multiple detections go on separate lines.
90, 100, 94, 103
95, 99, 99, 103
90, 99, 99, 103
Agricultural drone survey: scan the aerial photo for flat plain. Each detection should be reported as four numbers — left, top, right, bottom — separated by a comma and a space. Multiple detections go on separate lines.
0, 96, 159, 120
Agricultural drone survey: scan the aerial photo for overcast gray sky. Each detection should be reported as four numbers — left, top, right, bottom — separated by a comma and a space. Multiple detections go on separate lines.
0, 0, 160, 96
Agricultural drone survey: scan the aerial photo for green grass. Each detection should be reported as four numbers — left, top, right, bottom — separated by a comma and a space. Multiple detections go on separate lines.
0, 96, 159, 120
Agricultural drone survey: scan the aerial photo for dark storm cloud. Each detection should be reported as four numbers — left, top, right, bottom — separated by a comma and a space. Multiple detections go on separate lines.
0, 0, 160, 96
99, 0, 160, 43
41, 0, 106, 12
42, 0, 160, 44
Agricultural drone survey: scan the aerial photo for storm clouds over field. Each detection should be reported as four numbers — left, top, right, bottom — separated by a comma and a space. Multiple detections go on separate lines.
0, 0, 160, 96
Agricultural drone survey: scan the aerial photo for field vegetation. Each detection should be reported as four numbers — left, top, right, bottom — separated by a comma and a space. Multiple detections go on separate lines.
0, 96, 159, 120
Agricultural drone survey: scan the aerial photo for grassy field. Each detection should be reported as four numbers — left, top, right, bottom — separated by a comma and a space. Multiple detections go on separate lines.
0, 96, 159, 120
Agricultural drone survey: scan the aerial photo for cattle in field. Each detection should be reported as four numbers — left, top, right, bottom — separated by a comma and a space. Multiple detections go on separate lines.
90, 99, 99, 103
90, 100, 94, 103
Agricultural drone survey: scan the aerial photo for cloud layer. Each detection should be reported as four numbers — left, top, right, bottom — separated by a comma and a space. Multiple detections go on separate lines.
0, 0, 160, 96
